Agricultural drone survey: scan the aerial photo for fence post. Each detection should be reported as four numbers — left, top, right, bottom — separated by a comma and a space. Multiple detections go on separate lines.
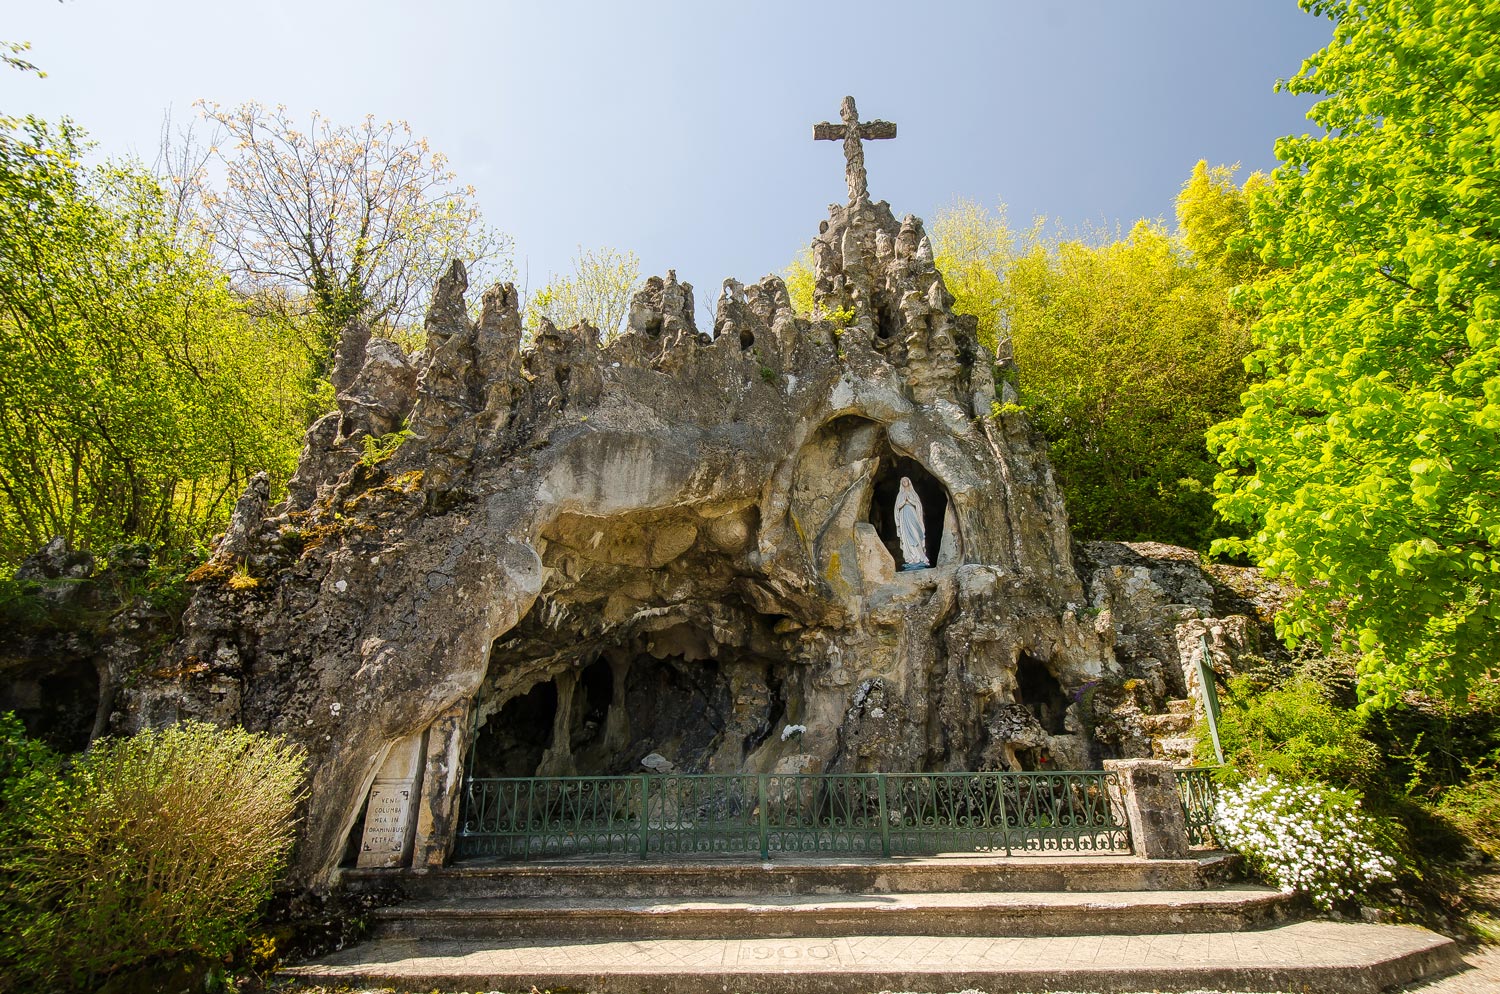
639, 775, 650, 859
1196, 634, 1226, 765
757, 775, 770, 860
996, 773, 1012, 857
1103, 759, 1190, 859
877, 774, 891, 857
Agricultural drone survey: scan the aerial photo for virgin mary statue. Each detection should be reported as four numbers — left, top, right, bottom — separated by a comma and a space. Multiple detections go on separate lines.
895, 477, 929, 570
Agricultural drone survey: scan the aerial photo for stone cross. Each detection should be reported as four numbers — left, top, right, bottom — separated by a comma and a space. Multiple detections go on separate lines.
813, 96, 896, 203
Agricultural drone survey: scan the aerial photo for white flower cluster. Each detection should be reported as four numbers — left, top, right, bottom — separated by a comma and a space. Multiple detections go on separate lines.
781, 723, 808, 742
1213, 775, 1397, 911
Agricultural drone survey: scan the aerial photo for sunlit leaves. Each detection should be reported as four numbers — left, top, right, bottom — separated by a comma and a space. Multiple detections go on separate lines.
1212, 0, 1500, 704
0, 117, 306, 562
924, 197, 1255, 548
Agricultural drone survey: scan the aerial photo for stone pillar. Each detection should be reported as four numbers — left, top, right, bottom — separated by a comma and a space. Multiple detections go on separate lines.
356, 732, 427, 868
602, 651, 631, 754
410, 702, 473, 869
1104, 758, 1190, 860
536, 672, 578, 776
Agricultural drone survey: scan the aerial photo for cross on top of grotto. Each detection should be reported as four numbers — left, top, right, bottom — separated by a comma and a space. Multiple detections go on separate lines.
813, 95, 897, 203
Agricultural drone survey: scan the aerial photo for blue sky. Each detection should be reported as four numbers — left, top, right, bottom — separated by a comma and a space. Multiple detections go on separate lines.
6, 1, 1332, 308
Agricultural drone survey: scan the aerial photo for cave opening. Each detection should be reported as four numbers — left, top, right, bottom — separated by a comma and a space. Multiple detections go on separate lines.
1016, 653, 1069, 736
867, 452, 948, 568
875, 297, 898, 342
470, 679, 558, 779
0, 659, 100, 752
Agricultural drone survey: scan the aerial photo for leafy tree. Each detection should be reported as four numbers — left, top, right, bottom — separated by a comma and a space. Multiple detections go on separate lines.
189, 102, 513, 377
1006, 220, 1254, 547
1211, 0, 1500, 704
525, 245, 641, 340
1176, 160, 1270, 283
929, 199, 1021, 352
917, 195, 1256, 548
0, 117, 307, 563
783, 245, 815, 317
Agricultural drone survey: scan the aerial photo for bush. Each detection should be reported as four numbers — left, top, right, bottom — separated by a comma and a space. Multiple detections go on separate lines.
1215, 776, 1397, 911
0, 719, 306, 991
1207, 675, 1382, 790
1436, 775, 1500, 860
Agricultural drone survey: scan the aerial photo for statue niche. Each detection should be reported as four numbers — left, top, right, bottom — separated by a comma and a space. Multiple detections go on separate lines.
867, 455, 947, 569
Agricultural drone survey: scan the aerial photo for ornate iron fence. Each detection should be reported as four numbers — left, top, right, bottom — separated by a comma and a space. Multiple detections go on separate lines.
1176, 766, 1221, 847
456, 770, 1131, 861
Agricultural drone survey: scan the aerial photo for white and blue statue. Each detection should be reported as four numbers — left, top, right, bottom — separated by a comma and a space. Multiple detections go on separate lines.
895, 476, 930, 570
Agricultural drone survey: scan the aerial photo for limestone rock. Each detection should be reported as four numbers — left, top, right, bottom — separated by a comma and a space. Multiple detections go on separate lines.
216, 472, 269, 563
337, 338, 417, 441
15, 536, 94, 584
1079, 541, 1284, 761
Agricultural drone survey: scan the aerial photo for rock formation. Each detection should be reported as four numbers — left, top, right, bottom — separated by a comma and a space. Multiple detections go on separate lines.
19, 98, 1279, 886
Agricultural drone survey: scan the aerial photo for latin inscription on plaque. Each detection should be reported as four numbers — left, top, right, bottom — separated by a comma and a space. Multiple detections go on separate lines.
358, 780, 416, 867
356, 733, 426, 869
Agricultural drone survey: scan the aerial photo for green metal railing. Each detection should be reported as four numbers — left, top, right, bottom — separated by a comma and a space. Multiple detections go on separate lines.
456, 770, 1131, 861
1176, 766, 1221, 847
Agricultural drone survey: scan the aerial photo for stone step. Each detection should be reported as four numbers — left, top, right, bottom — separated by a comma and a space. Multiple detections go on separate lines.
1138, 711, 1196, 734
344, 852, 1235, 901
369, 886, 1292, 941
282, 919, 1463, 994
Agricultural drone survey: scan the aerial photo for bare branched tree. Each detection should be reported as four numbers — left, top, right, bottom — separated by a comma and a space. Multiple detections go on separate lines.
187, 101, 513, 375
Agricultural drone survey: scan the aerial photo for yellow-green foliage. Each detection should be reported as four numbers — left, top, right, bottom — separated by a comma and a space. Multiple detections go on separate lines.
524, 245, 640, 340
0, 719, 306, 991
1436, 776, 1500, 859
825, 305, 856, 329
0, 116, 309, 565
359, 426, 414, 467
930, 199, 1023, 353
783, 245, 815, 317
226, 563, 259, 591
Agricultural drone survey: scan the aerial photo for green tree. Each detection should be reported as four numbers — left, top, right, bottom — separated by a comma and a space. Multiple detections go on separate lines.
1176, 160, 1270, 283
1211, 0, 1500, 704
782, 245, 815, 317
190, 102, 512, 378
0, 117, 307, 563
1006, 220, 1253, 547
525, 245, 641, 340
930, 199, 1021, 352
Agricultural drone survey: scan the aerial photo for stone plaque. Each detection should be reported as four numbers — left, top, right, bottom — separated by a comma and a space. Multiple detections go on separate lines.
358, 779, 416, 867
356, 733, 426, 868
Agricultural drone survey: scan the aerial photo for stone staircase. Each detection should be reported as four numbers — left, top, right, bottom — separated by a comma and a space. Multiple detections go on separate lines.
282, 854, 1464, 993
1138, 698, 1199, 764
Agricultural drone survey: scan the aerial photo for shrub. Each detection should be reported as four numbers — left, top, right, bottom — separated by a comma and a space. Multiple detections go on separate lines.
0, 719, 306, 991
1436, 774, 1500, 860
1207, 675, 1382, 790
1215, 775, 1397, 911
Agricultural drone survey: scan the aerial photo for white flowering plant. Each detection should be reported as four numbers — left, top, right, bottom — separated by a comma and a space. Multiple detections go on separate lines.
1213, 775, 1398, 911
